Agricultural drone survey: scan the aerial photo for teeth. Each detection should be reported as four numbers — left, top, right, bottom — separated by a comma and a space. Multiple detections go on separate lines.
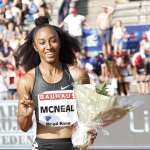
46, 53, 53, 55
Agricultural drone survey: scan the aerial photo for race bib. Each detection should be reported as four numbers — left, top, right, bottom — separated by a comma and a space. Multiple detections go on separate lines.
38, 90, 78, 127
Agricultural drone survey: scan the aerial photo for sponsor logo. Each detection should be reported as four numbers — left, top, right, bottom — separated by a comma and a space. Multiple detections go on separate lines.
45, 115, 52, 122
61, 84, 72, 90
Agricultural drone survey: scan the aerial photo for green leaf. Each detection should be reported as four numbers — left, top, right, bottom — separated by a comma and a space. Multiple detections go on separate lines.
96, 82, 108, 96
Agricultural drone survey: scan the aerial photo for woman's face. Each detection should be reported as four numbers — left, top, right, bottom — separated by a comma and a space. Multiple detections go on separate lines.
34, 26, 60, 64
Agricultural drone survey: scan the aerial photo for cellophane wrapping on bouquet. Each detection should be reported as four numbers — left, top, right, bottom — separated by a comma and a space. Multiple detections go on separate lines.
71, 83, 135, 148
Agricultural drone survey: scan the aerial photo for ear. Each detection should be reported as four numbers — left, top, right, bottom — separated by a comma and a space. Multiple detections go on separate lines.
33, 43, 38, 52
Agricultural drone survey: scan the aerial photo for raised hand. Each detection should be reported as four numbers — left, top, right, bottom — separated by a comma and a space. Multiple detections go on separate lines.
19, 95, 35, 117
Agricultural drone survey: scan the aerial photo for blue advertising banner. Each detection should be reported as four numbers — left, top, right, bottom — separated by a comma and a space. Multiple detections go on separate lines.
82, 25, 150, 54
82, 28, 102, 56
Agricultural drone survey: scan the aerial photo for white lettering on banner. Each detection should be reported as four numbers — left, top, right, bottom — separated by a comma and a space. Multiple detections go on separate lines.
0, 118, 19, 132
0, 105, 19, 132
0, 101, 35, 149
129, 111, 149, 133
0, 105, 16, 118
38, 90, 78, 127
0, 135, 33, 145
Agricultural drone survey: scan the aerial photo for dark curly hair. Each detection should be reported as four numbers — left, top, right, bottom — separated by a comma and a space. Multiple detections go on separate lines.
15, 16, 81, 71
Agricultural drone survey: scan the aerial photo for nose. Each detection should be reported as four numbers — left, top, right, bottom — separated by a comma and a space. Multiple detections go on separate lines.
45, 41, 52, 49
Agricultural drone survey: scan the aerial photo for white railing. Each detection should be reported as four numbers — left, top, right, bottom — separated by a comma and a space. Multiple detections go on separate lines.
113, 1, 150, 25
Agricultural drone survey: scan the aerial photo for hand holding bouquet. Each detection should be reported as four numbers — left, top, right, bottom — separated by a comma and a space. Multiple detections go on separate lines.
72, 83, 136, 148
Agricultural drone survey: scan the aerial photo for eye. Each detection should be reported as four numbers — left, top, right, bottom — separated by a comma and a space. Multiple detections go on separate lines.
51, 38, 57, 43
39, 41, 45, 45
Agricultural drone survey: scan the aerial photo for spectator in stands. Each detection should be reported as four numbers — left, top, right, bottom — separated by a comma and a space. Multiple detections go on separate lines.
75, 51, 87, 69
144, 26, 150, 43
94, 53, 105, 76
16, 65, 26, 79
85, 62, 100, 84
5, 5, 14, 21
8, 31, 20, 51
99, 60, 121, 96
0, 1, 5, 15
96, 5, 114, 58
0, 32, 3, 49
5, 50, 16, 67
16, 16, 96, 150
0, 1, 54, 100
132, 48, 149, 95
116, 55, 131, 96
11, 2, 22, 26
25, 0, 39, 22
144, 47, 150, 76
3, 20, 15, 40
19, 30, 28, 45
59, 7, 86, 48
0, 71, 8, 100
5, 63, 17, 100
99, 62, 111, 84
140, 33, 150, 75
14, 25, 22, 37
33, 0, 45, 8
1, 40, 13, 57
0, 40, 13, 57
38, 4, 50, 19
109, 59, 124, 96
13, 0, 29, 26
112, 20, 127, 56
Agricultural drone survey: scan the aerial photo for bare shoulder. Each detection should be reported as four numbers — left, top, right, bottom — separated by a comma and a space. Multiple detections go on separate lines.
68, 65, 90, 84
17, 69, 35, 98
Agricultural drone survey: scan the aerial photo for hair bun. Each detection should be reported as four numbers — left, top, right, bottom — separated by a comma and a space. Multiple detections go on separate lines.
34, 16, 49, 26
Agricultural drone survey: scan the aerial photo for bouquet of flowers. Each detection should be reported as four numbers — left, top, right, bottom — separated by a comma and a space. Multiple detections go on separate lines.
72, 83, 137, 148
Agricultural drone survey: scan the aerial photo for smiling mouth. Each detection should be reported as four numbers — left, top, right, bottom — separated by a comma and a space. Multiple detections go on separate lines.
45, 52, 55, 57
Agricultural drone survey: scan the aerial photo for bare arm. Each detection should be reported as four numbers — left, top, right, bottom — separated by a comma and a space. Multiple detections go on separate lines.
69, 65, 90, 84
108, 6, 114, 14
17, 71, 35, 132
102, 5, 115, 15
59, 21, 64, 28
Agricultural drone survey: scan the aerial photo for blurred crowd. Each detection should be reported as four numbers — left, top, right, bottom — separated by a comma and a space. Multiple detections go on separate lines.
0, 0, 150, 100
0, 0, 52, 100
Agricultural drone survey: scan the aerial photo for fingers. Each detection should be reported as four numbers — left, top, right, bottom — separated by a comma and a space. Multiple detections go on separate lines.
20, 95, 29, 103
87, 129, 96, 134
79, 130, 97, 150
20, 99, 33, 105
90, 132, 97, 144
87, 133, 97, 145
87, 129, 97, 145
20, 95, 34, 107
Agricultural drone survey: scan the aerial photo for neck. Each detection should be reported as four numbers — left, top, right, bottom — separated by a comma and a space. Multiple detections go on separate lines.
39, 61, 62, 76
